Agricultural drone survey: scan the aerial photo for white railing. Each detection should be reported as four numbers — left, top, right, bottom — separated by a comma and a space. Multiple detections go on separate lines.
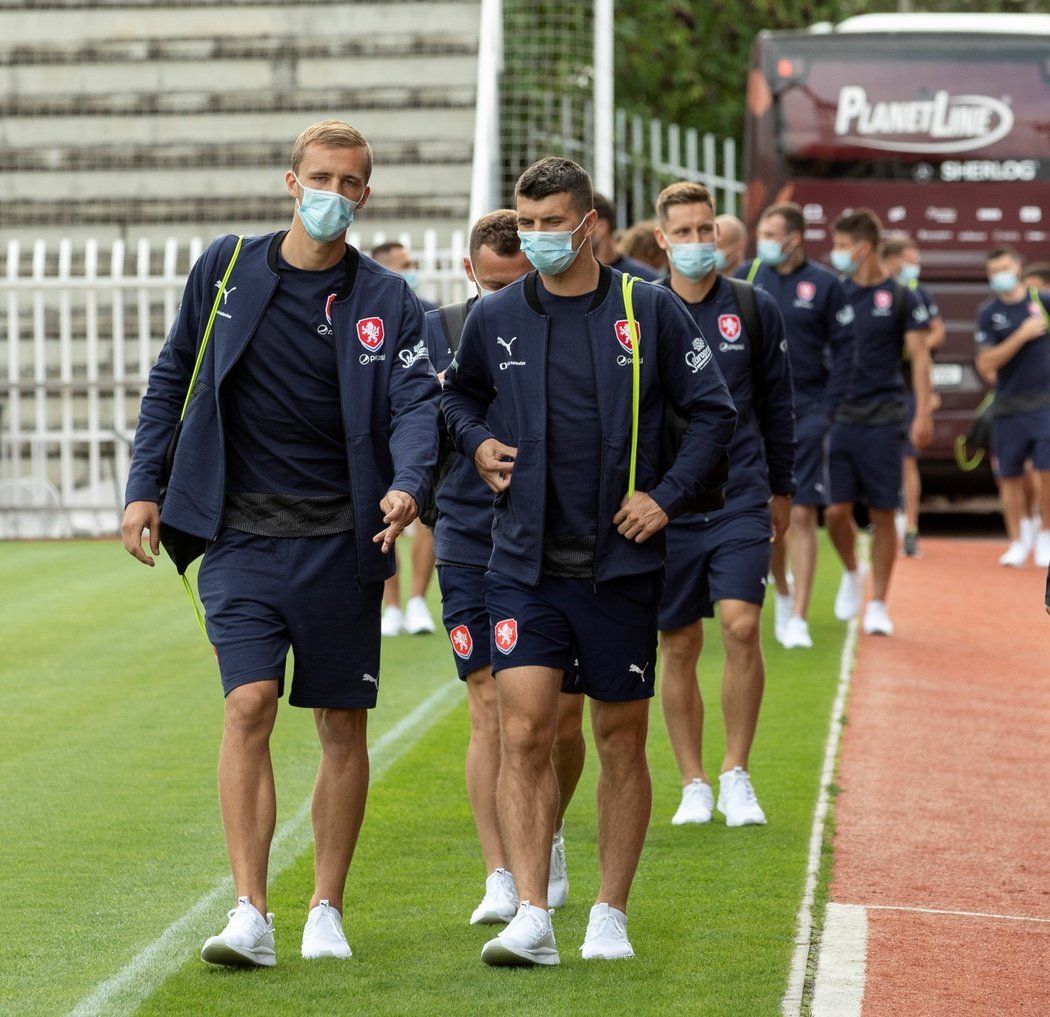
0, 230, 473, 539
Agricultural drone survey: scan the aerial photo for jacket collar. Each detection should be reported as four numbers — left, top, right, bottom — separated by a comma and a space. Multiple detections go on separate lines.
523, 263, 612, 315
265, 230, 361, 300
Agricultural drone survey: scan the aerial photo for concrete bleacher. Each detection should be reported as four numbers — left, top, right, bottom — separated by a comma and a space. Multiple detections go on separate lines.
0, 0, 482, 245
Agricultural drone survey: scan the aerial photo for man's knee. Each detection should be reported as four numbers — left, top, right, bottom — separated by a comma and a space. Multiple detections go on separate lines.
720, 605, 761, 650
500, 707, 556, 764
224, 681, 278, 739
791, 505, 817, 531
659, 624, 702, 674
316, 707, 368, 756
554, 694, 584, 750
825, 502, 851, 528
869, 508, 897, 532
466, 669, 499, 738
592, 701, 649, 765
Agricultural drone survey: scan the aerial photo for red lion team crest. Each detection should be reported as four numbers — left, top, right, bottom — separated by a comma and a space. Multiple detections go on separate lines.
325, 293, 337, 325
796, 280, 816, 302
874, 290, 893, 310
449, 624, 473, 660
356, 317, 385, 351
494, 618, 518, 655
718, 314, 742, 341
614, 319, 641, 353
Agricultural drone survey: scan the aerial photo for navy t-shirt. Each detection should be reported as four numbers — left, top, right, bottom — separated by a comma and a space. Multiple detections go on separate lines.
738, 258, 853, 418
224, 252, 349, 497
837, 278, 928, 408
538, 279, 601, 540
676, 275, 795, 515
610, 253, 660, 282
975, 290, 1050, 402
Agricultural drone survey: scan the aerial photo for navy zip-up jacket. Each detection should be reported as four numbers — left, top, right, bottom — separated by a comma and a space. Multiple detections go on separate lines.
668, 274, 796, 517
441, 266, 737, 586
125, 231, 441, 583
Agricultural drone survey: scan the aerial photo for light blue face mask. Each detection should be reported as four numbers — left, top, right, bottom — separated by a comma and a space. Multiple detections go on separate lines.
757, 238, 787, 266
896, 263, 921, 286
294, 174, 362, 242
667, 240, 718, 281
990, 270, 1019, 293
714, 249, 729, 272
518, 217, 588, 276
830, 247, 860, 276
403, 270, 421, 291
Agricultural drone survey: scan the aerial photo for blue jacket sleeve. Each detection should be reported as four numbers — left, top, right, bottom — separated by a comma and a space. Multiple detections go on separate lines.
648, 288, 737, 518
387, 287, 442, 508
441, 300, 497, 462
123, 237, 225, 505
754, 291, 797, 497
824, 279, 855, 416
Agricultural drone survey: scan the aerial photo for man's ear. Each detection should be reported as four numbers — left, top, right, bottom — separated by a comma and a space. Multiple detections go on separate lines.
285, 170, 299, 201
463, 255, 476, 284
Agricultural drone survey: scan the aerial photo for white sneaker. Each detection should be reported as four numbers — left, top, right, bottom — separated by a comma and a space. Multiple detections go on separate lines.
548, 826, 569, 909
580, 903, 634, 960
380, 604, 404, 636
999, 540, 1029, 568
862, 599, 894, 637
404, 595, 436, 635
1036, 530, 1050, 568
301, 899, 352, 959
774, 592, 794, 646
1020, 516, 1039, 557
782, 615, 813, 649
201, 897, 276, 968
471, 868, 519, 925
481, 901, 560, 966
834, 569, 866, 621
717, 767, 767, 827
671, 779, 714, 825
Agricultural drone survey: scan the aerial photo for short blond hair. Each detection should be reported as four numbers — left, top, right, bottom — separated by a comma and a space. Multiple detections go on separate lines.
655, 181, 715, 222
291, 120, 373, 180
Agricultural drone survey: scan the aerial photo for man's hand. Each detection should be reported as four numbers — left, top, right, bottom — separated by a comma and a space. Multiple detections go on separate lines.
122, 500, 161, 566
910, 410, 933, 452
372, 490, 418, 554
614, 492, 669, 544
473, 438, 517, 493
770, 495, 792, 544
1017, 314, 1048, 343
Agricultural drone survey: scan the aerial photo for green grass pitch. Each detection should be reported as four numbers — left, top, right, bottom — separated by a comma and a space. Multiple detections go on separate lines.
0, 535, 847, 1016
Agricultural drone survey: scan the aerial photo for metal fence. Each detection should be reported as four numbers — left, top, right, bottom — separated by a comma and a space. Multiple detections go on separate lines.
0, 230, 473, 539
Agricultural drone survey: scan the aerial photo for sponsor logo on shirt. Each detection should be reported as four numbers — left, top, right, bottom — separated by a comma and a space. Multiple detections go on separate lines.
398, 339, 430, 369
450, 624, 473, 660
718, 314, 742, 341
796, 280, 817, 306
873, 290, 893, 316
614, 320, 643, 366
494, 618, 518, 654
685, 336, 712, 373
357, 317, 385, 351
214, 280, 236, 320
317, 292, 338, 336
497, 336, 525, 371
836, 304, 855, 326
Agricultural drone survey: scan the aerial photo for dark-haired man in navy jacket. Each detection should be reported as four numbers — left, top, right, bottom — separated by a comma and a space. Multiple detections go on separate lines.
443, 156, 736, 966
122, 120, 440, 968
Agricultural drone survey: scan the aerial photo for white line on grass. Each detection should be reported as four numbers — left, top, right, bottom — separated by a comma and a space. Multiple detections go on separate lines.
780, 615, 860, 1017
862, 904, 1050, 925
810, 902, 867, 1017
68, 679, 462, 1017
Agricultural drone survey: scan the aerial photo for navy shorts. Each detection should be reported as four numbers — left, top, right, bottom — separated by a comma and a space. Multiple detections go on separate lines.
482, 569, 662, 702
439, 564, 582, 691
992, 409, 1050, 478
795, 412, 831, 506
197, 528, 383, 708
828, 421, 904, 510
658, 508, 772, 629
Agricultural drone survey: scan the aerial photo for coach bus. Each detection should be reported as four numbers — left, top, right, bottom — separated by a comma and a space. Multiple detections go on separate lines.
744, 12, 1050, 493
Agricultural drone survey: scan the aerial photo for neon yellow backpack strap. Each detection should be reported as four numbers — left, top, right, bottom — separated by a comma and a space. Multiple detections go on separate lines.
622, 273, 641, 498
746, 257, 761, 283
176, 234, 244, 638
1030, 286, 1050, 330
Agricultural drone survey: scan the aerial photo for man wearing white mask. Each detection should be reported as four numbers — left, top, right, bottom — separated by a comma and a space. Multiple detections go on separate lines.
122, 119, 440, 967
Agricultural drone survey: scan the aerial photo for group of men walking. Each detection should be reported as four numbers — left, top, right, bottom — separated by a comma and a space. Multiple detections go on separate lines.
122, 118, 1043, 971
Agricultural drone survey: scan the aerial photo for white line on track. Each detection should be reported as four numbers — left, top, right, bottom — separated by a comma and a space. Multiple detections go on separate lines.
781, 615, 860, 1017
68, 679, 462, 1017
810, 902, 867, 1017
861, 903, 1050, 925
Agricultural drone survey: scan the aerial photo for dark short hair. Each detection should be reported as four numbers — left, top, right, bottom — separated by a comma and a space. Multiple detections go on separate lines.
762, 202, 805, 237
370, 241, 405, 260
986, 246, 1021, 263
515, 157, 594, 217
592, 192, 616, 225
881, 236, 918, 259
833, 208, 882, 246
469, 209, 521, 259
1023, 261, 1050, 286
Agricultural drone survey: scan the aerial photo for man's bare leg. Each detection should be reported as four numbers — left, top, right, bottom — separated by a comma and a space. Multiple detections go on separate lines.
552, 692, 586, 826
495, 666, 562, 907
825, 502, 858, 573
999, 475, 1026, 542
658, 622, 707, 785
869, 508, 899, 603
789, 505, 819, 619
591, 698, 651, 912
903, 456, 922, 533
718, 600, 765, 773
465, 667, 507, 872
410, 525, 436, 601
310, 707, 369, 912
218, 680, 280, 913
770, 539, 790, 598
